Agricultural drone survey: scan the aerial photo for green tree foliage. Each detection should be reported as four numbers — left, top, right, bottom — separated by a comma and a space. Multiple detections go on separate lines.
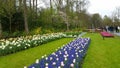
2, 0, 16, 33
91, 13, 102, 28
112, 7, 120, 26
0, 0, 99, 38
103, 15, 113, 26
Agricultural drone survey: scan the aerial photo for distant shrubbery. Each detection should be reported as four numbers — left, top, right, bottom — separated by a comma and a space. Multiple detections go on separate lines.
65, 31, 81, 37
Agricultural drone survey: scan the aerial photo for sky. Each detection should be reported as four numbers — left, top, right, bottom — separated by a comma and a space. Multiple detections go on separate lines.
88, 0, 120, 17
38, 0, 120, 17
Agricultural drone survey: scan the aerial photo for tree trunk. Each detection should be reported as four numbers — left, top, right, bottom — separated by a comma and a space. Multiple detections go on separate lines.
0, 23, 2, 38
32, 0, 35, 18
50, 0, 52, 10
50, 0, 53, 23
19, 0, 22, 10
66, 22, 69, 31
33, 0, 35, 10
9, 16, 12, 33
30, 0, 32, 10
23, 0, 29, 34
36, 0, 37, 18
66, 0, 70, 31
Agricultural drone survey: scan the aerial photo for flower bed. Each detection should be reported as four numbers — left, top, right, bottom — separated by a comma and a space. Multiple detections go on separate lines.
0, 33, 66, 56
64, 31, 81, 38
28, 38, 91, 68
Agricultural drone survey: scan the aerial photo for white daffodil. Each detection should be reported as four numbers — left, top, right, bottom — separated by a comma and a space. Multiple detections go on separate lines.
24, 66, 27, 68
0, 46, 2, 49
9, 47, 12, 49
35, 59, 39, 64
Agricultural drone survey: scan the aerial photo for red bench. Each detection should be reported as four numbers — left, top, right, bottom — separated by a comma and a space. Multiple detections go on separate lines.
100, 32, 114, 39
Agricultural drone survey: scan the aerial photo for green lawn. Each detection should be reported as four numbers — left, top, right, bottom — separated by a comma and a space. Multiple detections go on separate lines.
0, 38, 73, 68
82, 33, 120, 68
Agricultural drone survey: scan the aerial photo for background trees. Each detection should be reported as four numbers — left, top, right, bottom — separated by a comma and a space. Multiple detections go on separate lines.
0, 0, 119, 38
91, 13, 102, 28
112, 7, 120, 26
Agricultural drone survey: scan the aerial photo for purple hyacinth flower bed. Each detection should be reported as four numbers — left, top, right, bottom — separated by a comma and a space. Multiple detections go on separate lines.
28, 38, 91, 68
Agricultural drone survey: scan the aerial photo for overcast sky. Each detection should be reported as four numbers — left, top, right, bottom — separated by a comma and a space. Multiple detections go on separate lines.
88, 0, 120, 17
38, 0, 120, 17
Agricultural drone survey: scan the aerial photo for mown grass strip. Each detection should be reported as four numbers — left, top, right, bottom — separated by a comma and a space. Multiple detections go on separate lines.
82, 33, 120, 68
0, 38, 73, 68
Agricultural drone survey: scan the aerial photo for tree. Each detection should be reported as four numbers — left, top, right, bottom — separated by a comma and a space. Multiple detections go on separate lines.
103, 15, 113, 26
112, 7, 120, 26
91, 13, 102, 28
23, 0, 29, 34
29, 0, 32, 10
75, 0, 89, 13
0, 0, 4, 37
2, 0, 16, 33
36, 0, 38, 18
33, 0, 35, 10
115, 7, 120, 22
0, 0, 92, 37
74, 0, 90, 29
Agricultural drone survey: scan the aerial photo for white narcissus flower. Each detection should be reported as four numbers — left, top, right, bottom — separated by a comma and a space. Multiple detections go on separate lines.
41, 56, 44, 58
9, 47, 12, 49
1, 42, 4, 46
44, 55, 47, 57
28, 44, 30, 47
35, 59, 39, 64
0, 46, 2, 49
17, 44, 21, 47
0, 33, 69, 57
2, 46, 5, 49
52, 53, 55, 55
24, 66, 27, 68
25, 47, 27, 49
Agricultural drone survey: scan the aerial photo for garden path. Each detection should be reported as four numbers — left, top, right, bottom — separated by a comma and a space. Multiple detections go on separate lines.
114, 32, 120, 36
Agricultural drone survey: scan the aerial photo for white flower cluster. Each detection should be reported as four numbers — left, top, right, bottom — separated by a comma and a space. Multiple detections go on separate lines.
0, 33, 66, 56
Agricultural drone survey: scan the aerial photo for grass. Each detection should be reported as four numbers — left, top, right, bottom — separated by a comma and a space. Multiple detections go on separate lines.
0, 38, 74, 68
82, 33, 120, 68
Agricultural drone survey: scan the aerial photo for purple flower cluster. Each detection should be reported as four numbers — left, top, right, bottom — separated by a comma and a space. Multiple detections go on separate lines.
28, 38, 90, 68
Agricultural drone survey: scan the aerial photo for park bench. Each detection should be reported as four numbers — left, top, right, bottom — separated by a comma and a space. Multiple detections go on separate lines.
100, 32, 114, 40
